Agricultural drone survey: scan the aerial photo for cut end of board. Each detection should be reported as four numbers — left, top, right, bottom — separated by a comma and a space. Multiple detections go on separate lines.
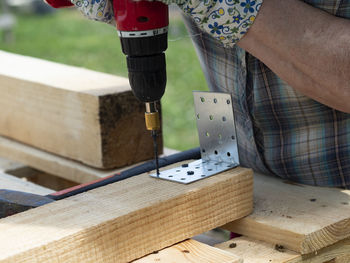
98, 92, 163, 169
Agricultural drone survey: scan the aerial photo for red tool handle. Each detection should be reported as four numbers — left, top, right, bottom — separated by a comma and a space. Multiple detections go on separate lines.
114, 0, 168, 31
45, 0, 73, 8
45, 0, 169, 32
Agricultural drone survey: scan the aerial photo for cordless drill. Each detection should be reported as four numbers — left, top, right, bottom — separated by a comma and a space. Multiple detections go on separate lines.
46, 0, 169, 174
114, 0, 168, 174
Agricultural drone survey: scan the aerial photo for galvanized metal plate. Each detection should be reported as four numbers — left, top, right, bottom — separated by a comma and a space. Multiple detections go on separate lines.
149, 159, 237, 184
193, 91, 239, 166
150, 91, 239, 184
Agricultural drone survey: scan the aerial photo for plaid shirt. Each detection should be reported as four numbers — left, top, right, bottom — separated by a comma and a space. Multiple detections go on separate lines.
183, 0, 350, 188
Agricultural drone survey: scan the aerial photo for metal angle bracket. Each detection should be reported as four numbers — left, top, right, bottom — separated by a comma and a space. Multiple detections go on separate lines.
150, 91, 239, 184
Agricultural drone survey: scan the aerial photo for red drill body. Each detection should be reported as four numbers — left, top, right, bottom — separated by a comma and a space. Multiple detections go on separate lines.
114, 0, 168, 32
44, 0, 73, 8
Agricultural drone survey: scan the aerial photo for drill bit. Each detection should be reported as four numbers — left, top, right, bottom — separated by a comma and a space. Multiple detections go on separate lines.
151, 130, 160, 176
145, 102, 161, 176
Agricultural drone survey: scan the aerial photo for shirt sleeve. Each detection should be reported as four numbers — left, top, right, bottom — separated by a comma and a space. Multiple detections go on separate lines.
70, 0, 116, 25
58, 0, 262, 46
166, 0, 263, 47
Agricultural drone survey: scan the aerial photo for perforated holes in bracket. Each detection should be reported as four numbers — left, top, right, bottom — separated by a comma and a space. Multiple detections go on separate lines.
149, 91, 239, 184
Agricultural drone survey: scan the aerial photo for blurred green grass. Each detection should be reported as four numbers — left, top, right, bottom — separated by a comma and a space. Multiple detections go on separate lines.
0, 9, 208, 150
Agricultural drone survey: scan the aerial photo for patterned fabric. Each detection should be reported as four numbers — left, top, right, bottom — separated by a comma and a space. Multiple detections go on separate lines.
70, 0, 115, 25
178, 0, 263, 47
68, 0, 262, 46
182, 0, 350, 188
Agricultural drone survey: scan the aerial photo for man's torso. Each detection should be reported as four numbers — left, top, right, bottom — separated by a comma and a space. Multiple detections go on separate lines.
183, 0, 350, 188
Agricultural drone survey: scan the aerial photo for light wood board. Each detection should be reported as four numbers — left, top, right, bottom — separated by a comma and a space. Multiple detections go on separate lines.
0, 157, 23, 172
0, 136, 175, 184
215, 237, 350, 263
135, 239, 242, 263
223, 173, 350, 254
0, 136, 112, 183
0, 51, 161, 169
0, 171, 53, 195
0, 156, 54, 195
0, 164, 253, 263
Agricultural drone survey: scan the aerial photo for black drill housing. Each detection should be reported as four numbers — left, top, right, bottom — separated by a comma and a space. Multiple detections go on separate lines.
120, 33, 168, 103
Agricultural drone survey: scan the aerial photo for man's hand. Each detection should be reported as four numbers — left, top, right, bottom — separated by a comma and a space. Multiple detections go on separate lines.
238, 0, 350, 113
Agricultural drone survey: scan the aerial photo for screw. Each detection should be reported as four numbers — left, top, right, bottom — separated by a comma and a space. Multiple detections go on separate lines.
229, 243, 237, 248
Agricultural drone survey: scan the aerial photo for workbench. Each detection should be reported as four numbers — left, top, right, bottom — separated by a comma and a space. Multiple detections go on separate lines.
0, 51, 349, 262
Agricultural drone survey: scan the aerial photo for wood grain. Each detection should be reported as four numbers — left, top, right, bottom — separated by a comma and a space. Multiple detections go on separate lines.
0, 136, 109, 183
0, 136, 175, 184
216, 236, 300, 263
216, 237, 350, 263
0, 165, 253, 263
223, 173, 350, 254
0, 171, 53, 195
0, 51, 161, 169
135, 239, 242, 263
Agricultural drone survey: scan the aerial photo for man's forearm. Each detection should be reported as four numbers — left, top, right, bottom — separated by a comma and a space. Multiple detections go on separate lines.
238, 0, 350, 113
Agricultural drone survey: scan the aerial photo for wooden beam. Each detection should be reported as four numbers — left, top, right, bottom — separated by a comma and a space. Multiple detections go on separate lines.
0, 156, 23, 173
216, 236, 300, 263
0, 51, 162, 169
0, 136, 110, 183
0, 156, 55, 194
5, 166, 78, 191
135, 239, 242, 263
223, 173, 350, 254
215, 237, 350, 263
0, 172, 53, 195
0, 165, 253, 263
0, 136, 175, 184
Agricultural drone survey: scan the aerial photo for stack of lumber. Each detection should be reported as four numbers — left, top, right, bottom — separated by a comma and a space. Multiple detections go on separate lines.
0, 161, 254, 263
138, 173, 350, 263
223, 173, 350, 255
0, 159, 348, 263
0, 51, 162, 173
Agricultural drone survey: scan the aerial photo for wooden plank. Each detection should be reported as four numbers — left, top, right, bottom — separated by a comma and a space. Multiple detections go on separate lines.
135, 239, 242, 263
215, 237, 350, 263
0, 136, 175, 184
330, 254, 350, 263
216, 236, 300, 263
0, 136, 107, 183
0, 156, 23, 172
0, 156, 77, 191
5, 166, 78, 191
0, 51, 162, 169
0, 165, 253, 263
0, 171, 53, 195
223, 173, 350, 254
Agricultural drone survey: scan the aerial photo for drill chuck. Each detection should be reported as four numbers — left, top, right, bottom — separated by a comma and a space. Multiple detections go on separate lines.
145, 112, 160, 131
127, 53, 166, 102
145, 102, 160, 131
